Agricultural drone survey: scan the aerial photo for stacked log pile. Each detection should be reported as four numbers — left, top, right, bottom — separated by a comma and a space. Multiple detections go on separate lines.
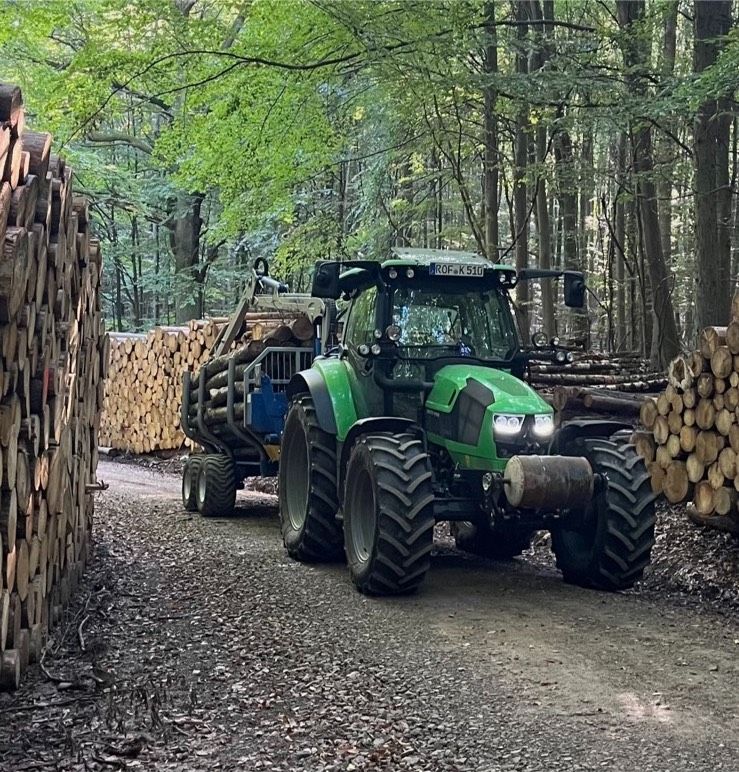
637, 306, 739, 535
100, 320, 223, 453
534, 353, 666, 422
101, 314, 314, 453
0, 83, 105, 689
528, 352, 667, 392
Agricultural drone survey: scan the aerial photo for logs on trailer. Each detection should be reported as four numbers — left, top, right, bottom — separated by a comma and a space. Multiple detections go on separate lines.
184, 315, 315, 449
0, 83, 104, 690
636, 302, 739, 534
100, 313, 314, 453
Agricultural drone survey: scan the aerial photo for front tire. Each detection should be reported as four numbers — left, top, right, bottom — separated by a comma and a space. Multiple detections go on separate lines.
452, 521, 534, 560
344, 433, 435, 595
552, 438, 656, 591
182, 456, 203, 511
196, 455, 236, 518
278, 396, 343, 561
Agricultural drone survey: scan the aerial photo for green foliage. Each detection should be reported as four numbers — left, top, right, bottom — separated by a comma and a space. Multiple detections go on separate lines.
0, 0, 735, 350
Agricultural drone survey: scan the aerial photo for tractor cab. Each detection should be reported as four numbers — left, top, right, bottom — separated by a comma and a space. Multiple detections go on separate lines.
312, 249, 581, 428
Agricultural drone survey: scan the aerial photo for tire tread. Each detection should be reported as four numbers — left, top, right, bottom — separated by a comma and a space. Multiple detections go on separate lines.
553, 438, 656, 591
279, 397, 343, 562
346, 432, 435, 595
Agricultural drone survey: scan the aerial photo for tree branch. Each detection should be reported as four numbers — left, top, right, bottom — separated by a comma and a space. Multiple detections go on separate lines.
110, 82, 173, 114
86, 131, 153, 154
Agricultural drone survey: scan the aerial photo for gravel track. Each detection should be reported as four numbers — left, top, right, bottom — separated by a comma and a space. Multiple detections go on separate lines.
0, 461, 737, 771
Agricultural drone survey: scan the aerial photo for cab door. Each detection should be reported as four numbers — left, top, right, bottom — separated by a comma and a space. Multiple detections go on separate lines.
341, 287, 384, 416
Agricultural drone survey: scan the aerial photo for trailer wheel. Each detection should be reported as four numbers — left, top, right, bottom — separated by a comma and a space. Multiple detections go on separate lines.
196, 455, 236, 518
344, 433, 435, 595
279, 396, 343, 561
552, 438, 656, 591
451, 521, 534, 560
182, 456, 203, 511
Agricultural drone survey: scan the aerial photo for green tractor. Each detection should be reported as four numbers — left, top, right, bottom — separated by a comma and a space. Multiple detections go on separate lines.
279, 248, 655, 595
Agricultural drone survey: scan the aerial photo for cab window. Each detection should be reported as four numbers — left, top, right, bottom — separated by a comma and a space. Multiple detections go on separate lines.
343, 287, 378, 348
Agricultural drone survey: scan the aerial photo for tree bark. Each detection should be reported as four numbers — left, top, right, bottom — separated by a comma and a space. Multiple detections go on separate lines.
694, 0, 733, 334
482, 0, 499, 262
617, 0, 680, 368
529, 0, 555, 336
513, 1, 530, 342
615, 132, 627, 350
657, 1, 678, 268
168, 192, 203, 324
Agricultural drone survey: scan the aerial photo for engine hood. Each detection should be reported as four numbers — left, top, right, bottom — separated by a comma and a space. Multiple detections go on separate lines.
424, 364, 552, 471
425, 364, 551, 416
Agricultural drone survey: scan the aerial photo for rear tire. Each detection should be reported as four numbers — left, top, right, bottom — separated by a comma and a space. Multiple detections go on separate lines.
552, 437, 656, 591
452, 521, 533, 560
278, 396, 343, 561
182, 456, 203, 512
196, 455, 236, 518
344, 433, 435, 595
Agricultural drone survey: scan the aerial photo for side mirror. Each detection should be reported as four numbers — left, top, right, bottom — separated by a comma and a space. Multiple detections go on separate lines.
564, 271, 586, 309
311, 261, 341, 299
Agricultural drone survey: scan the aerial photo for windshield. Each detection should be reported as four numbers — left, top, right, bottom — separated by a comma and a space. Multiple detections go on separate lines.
391, 287, 517, 360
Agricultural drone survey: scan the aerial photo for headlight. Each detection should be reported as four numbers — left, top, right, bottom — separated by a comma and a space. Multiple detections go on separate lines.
386, 324, 401, 342
533, 414, 554, 438
493, 414, 524, 436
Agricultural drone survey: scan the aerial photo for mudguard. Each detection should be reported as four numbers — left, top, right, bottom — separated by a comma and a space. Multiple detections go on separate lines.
338, 417, 419, 489
286, 358, 358, 439
550, 419, 632, 454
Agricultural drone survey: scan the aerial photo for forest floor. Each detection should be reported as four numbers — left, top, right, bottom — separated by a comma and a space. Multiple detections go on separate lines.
1, 461, 738, 771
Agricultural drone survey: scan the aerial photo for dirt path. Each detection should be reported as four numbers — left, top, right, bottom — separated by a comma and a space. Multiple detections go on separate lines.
1, 461, 737, 771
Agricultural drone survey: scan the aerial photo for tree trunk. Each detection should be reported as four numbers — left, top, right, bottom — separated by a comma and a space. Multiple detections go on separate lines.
579, 126, 594, 273
130, 214, 141, 329
513, 1, 530, 342
529, 0, 555, 336
617, 0, 680, 368
615, 132, 627, 350
168, 192, 203, 324
694, 0, 733, 334
657, 1, 678, 267
482, 0, 499, 261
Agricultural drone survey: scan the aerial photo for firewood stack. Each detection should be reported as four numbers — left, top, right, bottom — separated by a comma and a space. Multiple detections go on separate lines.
101, 314, 313, 453
100, 320, 223, 453
637, 293, 739, 535
0, 83, 105, 689
528, 352, 667, 392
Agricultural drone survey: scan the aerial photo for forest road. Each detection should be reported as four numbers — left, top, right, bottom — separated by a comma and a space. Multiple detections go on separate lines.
1, 460, 737, 772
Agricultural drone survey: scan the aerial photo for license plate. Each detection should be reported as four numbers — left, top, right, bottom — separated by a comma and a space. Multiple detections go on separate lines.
429, 262, 484, 277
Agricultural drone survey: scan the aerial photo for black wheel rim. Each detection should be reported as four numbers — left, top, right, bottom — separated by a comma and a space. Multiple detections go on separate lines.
183, 465, 192, 502
197, 465, 207, 504
284, 420, 310, 530
559, 490, 601, 557
350, 467, 376, 563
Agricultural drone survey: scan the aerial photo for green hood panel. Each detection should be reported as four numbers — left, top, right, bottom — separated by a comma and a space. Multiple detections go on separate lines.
426, 365, 550, 415
425, 364, 552, 472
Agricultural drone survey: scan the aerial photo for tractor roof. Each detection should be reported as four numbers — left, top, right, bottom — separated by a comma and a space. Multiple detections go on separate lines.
383, 247, 500, 269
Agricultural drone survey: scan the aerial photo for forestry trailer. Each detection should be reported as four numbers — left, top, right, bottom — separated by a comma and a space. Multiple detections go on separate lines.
181, 249, 656, 595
